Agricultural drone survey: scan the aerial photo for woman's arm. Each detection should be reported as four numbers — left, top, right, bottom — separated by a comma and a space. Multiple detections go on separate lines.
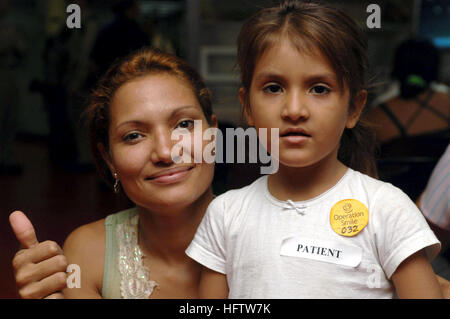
392, 249, 443, 298
62, 220, 106, 298
198, 266, 229, 298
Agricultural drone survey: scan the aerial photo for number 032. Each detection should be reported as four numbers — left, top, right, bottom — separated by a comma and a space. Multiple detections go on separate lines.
341, 225, 358, 234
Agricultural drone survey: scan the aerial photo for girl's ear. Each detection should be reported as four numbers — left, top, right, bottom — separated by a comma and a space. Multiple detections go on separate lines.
239, 87, 254, 126
346, 89, 367, 129
98, 143, 115, 175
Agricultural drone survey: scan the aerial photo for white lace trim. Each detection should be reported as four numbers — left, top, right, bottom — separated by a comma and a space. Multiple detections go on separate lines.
117, 214, 158, 299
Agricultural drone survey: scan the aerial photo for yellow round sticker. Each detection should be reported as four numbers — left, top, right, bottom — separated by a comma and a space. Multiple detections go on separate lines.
330, 199, 369, 237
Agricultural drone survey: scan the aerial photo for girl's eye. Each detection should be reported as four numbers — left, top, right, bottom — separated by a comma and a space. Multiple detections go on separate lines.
263, 84, 283, 94
176, 120, 194, 130
310, 85, 330, 95
123, 132, 143, 142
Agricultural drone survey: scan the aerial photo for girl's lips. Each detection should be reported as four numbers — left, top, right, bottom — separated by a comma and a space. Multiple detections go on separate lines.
281, 135, 310, 144
280, 127, 311, 137
280, 127, 311, 144
146, 166, 194, 184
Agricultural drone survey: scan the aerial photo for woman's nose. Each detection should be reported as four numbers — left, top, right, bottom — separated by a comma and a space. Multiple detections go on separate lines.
150, 128, 174, 164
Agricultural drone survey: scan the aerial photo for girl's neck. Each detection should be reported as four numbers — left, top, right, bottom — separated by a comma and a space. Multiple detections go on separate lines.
137, 188, 214, 264
268, 153, 348, 202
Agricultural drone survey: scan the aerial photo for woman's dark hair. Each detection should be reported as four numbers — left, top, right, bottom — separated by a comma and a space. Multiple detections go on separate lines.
392, 37, 440, 99
83, 48, 213, 187
236, 0, 378, 177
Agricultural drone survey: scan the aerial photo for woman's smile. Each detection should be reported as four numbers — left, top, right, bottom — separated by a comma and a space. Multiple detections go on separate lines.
145, 165, 195, 185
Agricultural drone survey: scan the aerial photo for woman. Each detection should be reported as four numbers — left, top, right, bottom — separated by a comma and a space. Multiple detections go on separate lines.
10, 48, 217, 298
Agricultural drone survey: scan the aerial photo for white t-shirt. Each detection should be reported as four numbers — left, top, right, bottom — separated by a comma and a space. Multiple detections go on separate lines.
186, 168, 440, 298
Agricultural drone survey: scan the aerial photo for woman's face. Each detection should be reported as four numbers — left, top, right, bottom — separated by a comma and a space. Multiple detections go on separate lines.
104, 73, 216, 212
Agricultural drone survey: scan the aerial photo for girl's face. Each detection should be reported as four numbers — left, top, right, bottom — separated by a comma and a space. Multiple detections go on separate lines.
242, 39, 364, 169
103, 73, 216, 211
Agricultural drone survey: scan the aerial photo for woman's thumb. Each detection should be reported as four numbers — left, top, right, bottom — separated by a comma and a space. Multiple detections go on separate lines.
9, 211, 39, 249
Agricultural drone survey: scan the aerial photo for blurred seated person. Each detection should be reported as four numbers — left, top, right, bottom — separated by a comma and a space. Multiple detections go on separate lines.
366, 38, 449, 147
417, 144, 450, 292
417, 144, 449, 254
364, 38, 449, 200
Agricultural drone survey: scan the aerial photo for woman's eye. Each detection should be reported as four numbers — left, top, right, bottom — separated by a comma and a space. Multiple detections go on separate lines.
310, 85, 330, 95
123, 132, 143, 142
263, 84, 283, 94
176, 120, 194, 130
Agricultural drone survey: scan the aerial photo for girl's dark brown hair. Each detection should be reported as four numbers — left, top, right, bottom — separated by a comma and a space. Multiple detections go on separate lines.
83, 48, 213, 187
237, 0, 378, 177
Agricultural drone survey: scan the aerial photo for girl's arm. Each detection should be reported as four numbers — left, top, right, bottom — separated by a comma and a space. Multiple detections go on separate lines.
437, 275, 450, 298
199, 266, 229, 298
392, 249, 443, 298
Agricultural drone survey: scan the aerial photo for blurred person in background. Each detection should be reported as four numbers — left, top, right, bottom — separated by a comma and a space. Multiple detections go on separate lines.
417, 144, 450, 281
30, 0, 100, 171
65, 0, 99, 170
0, 0, 26, 175
367, 38, 449, 145
90, 0, 149, 80
142, 15, 175, 55
364, 38, 450, 201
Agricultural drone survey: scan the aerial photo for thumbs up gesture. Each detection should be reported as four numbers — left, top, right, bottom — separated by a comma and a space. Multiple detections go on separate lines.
10, 211, 67, 299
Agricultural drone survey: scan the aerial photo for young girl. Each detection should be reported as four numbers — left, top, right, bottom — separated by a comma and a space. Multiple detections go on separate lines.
186, 1, 443, 298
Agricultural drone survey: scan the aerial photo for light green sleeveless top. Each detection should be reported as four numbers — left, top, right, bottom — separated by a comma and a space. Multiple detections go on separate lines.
101, 207, 139, 299
101, 207, 158, 299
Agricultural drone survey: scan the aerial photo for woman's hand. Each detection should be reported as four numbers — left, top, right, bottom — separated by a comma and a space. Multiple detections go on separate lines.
10, 211, 68, 299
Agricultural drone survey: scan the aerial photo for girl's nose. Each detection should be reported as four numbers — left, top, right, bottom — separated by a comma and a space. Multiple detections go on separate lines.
281, 91, 310, 122
150, 128, 174, 164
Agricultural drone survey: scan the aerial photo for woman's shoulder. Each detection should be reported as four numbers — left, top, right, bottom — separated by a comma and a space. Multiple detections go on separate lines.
63, 218, 106, 257
62, 218, 107, 297
104, 207, 139, 226
64, 207, 138, 249
61, 208, 137, 297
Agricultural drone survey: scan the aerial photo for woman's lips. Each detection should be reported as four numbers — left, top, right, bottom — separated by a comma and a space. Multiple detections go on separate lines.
146, 166, 194, 184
